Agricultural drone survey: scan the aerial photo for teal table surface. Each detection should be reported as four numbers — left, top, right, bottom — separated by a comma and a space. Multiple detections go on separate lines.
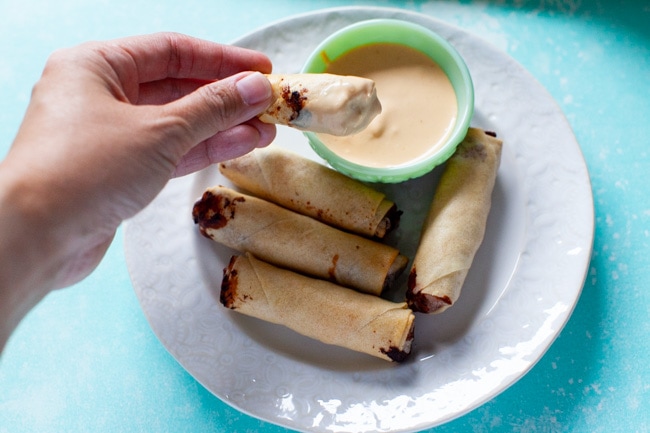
1, 1, 648, 432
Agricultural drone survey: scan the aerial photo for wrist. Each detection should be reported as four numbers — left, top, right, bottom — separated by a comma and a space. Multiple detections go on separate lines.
0, 175, 40, 350
0, 164, 68, 350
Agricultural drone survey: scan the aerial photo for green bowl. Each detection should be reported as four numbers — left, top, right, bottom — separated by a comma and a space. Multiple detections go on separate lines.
301, 19, 474, 183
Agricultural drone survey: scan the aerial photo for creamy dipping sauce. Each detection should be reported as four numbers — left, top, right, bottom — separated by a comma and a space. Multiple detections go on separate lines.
318, 43, 458, 168
261, 74, 382, 136
290, 74, 382, 136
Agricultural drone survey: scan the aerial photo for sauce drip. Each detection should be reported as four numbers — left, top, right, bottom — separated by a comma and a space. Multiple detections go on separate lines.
319, 43, 458, 168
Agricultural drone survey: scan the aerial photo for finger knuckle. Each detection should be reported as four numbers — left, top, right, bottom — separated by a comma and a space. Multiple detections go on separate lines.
197, 83, 240, 130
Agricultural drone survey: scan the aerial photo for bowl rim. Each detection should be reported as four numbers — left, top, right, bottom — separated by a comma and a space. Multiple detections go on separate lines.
300, 18, 475, 183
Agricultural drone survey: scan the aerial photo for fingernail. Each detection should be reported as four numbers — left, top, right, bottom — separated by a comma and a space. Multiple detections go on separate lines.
236, 72, 272, 106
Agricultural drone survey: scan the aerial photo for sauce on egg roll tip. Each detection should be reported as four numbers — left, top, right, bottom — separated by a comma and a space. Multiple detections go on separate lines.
258, 73, 381, 136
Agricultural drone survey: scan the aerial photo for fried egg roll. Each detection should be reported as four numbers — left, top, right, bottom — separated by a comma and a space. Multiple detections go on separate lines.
221, 253, 415, 362
218, 147, 401, 238
193, 186, 407, 296
258, 73, 381, 136
406, 128, 503, 314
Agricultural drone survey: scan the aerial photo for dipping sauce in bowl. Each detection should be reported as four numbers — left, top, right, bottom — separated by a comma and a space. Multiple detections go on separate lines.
302, 19, 474, 183
321, 43, 457, 167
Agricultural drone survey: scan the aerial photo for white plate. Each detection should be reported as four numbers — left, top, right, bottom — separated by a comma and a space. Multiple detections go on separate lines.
124, 6, 594, 432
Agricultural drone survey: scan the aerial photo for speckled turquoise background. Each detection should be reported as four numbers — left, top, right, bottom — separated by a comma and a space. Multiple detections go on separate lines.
1, 1, 649, 432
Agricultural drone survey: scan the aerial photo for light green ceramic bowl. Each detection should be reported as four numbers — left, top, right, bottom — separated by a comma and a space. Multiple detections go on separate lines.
301, 19, 474, 183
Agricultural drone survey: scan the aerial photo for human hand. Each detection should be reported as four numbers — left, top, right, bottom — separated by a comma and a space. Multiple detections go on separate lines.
0, 32, 275, 293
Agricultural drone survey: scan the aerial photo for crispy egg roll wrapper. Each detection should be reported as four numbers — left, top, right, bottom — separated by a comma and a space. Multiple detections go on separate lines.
406, 128, 503, 314
193, 186, 407, 296
221, 253, 415, 362
219, 147, 401, 238
258, 74, 381, 136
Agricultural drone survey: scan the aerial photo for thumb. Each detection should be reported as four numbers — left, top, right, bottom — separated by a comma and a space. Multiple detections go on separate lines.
161, 71, 273, 150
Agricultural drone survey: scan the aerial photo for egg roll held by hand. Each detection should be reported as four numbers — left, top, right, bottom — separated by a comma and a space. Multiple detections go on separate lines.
406, 128, 503, 314
258, 74, 381, 136
192, 186, 407, 296
219, 147, 401, 238
221, 253, 415, 362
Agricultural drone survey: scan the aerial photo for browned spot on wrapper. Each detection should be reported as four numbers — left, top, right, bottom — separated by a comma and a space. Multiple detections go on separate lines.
381, 346, 409, 363
385, 205, 403, 235
281, 84, 307, 121
380, 323, 414, 362
407, 268, 417, 291
220, 256, 239, 309
459, 142, 487, 161
192, 190, 245, 237
328, 254, 339, 281
406, 290, 452, 313
406, 268, 452, 313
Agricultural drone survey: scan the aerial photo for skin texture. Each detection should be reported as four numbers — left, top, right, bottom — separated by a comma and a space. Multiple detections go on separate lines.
0, 32, 276, 351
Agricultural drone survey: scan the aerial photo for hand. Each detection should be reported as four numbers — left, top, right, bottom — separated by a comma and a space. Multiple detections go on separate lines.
0, 33, 275, 348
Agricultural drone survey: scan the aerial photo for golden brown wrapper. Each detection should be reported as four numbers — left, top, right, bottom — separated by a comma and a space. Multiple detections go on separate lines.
258, 74, 381, 136
218, 147, 401, 238
192, 186, 407, 296
221, 253, 415, 362
406, 128, 503, 314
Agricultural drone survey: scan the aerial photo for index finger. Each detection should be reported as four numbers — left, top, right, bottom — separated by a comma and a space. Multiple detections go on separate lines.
105, 32, 273, 83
